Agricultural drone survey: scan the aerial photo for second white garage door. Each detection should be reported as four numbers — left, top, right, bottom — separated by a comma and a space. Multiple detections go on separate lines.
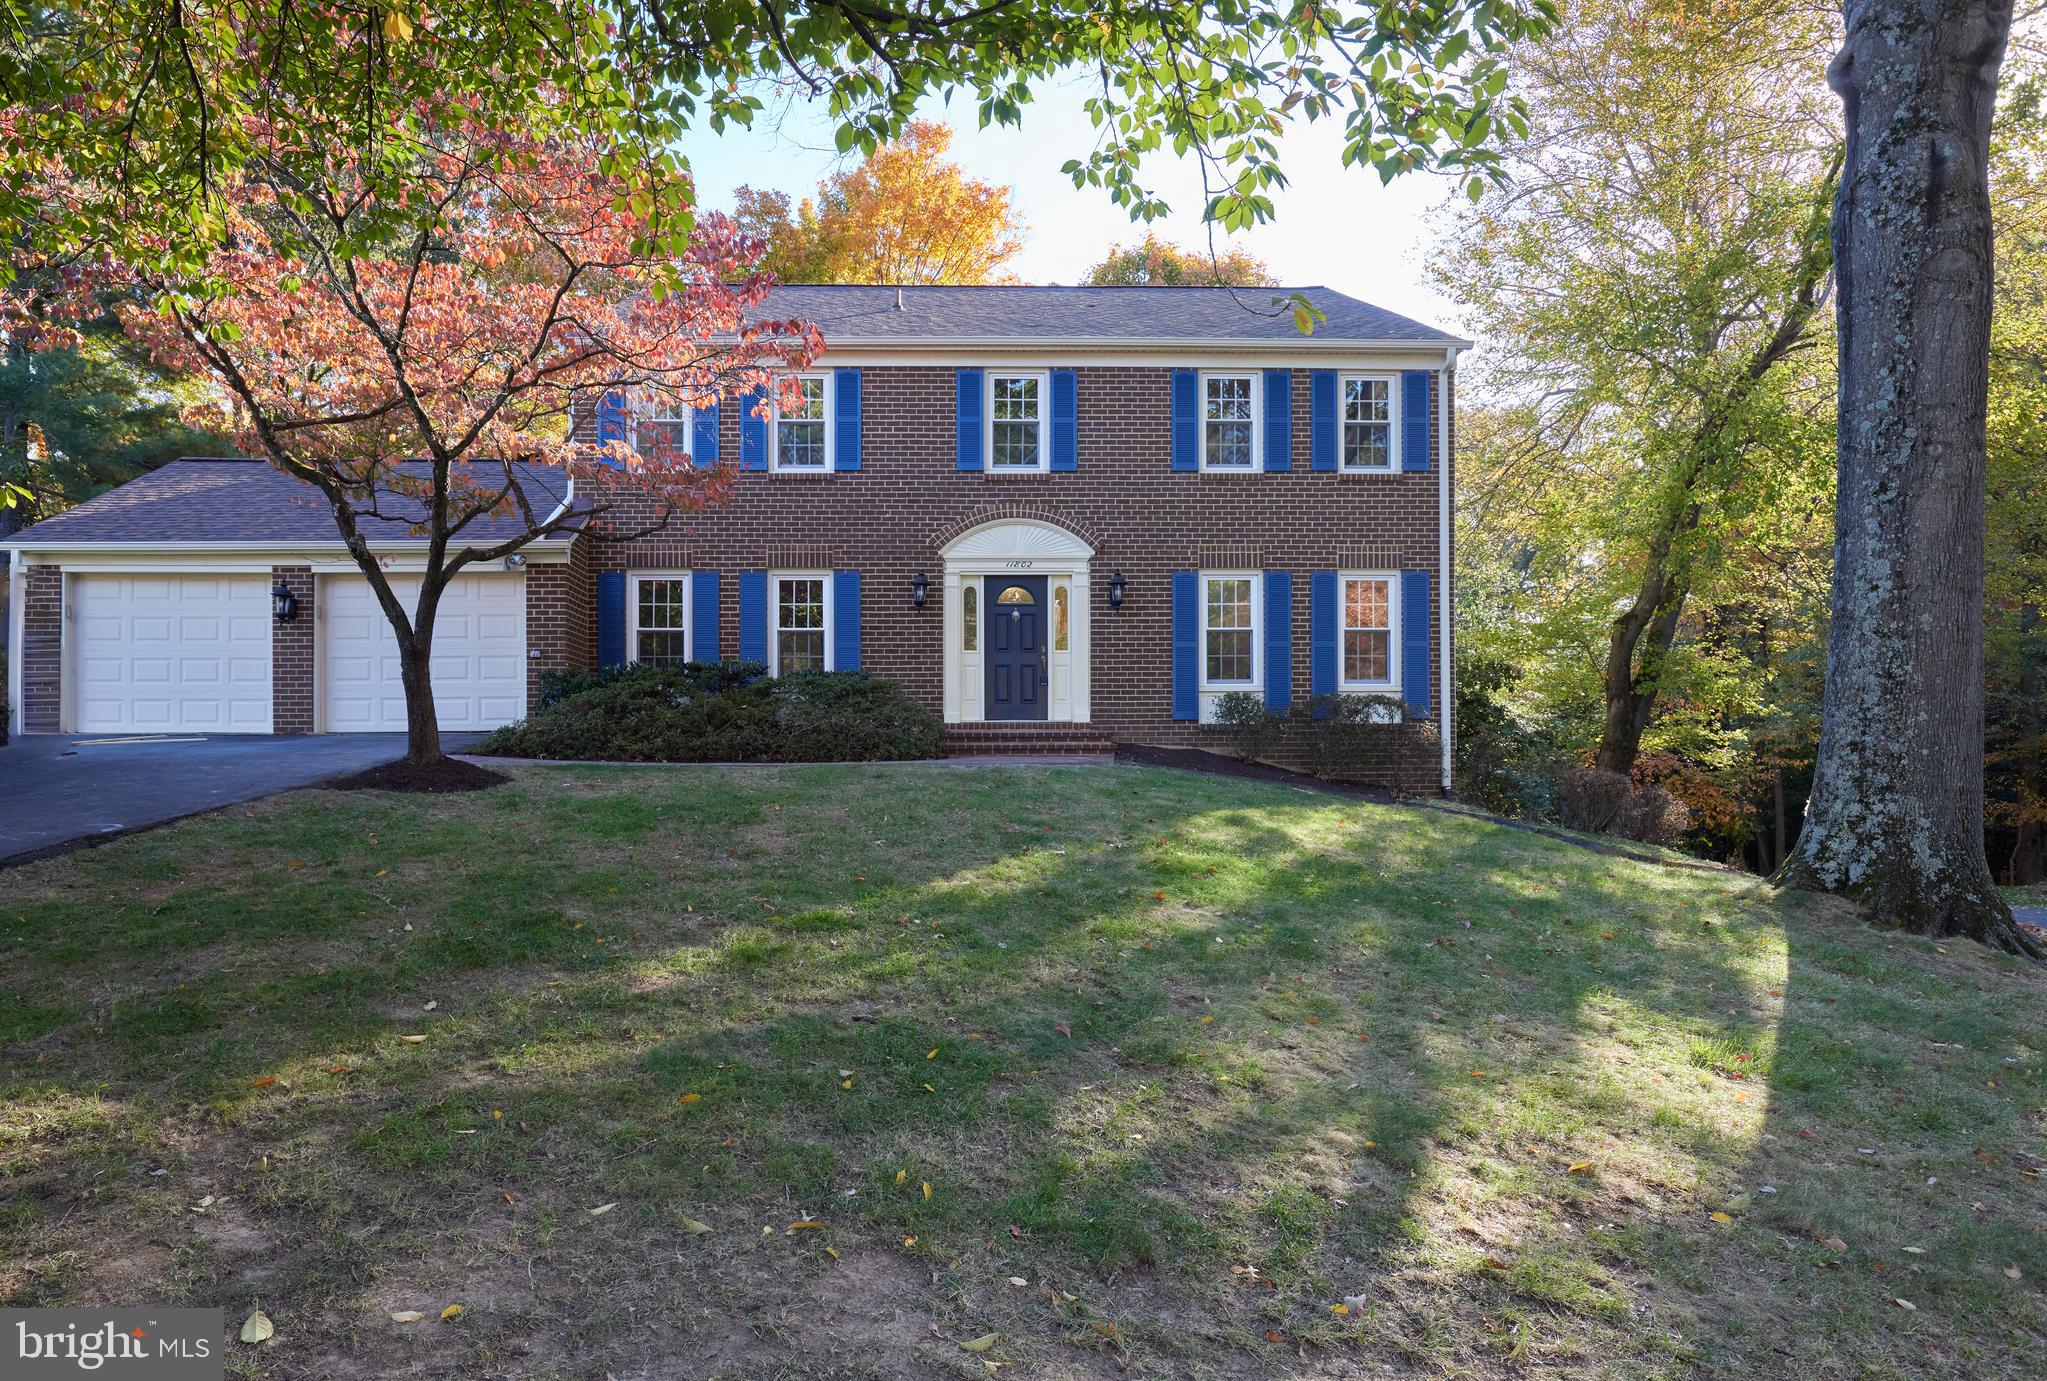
320, 573, 526, 731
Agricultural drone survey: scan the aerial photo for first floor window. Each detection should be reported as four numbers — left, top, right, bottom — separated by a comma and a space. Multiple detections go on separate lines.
774, 376, 830, 469
1342, 574, 1394, 685
989, 372, 1046, 470
1342, 375, 1394, 470
1203, 573, 1257, 685
1203, 374, 1257, 469
631, 574, 689, 665
775, 574, 828, 672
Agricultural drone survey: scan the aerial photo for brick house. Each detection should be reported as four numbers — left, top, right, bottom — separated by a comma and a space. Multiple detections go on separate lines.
1, 285, 1466, 789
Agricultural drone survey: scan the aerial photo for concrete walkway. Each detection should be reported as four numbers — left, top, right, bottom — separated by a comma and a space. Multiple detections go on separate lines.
0, 733, 479, 863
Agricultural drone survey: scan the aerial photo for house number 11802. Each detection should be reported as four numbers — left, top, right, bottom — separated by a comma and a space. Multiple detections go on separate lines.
1003, 560, 1035, 569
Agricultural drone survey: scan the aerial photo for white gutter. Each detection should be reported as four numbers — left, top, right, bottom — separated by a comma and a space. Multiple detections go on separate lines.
796, 334, 1477, 352
1439, 345, 1460, 795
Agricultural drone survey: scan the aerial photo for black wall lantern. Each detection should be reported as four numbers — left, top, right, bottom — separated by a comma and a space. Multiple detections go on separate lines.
910, 570, 930, 610
271, 581, 299, 624
1106, 570, 1127, 610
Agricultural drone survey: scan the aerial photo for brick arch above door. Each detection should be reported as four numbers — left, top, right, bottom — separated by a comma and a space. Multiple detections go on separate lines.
926, 504, 1103, 556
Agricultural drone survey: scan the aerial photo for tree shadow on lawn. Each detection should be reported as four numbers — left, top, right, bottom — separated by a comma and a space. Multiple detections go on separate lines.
0, 762, 1957, 1378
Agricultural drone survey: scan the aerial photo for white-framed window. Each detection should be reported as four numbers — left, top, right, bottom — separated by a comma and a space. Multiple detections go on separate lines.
631, 390, 692, 462
771, 572, 833, 674
1341, 374, 1398, 471
770, 374, 833, 471
1339, 572, 1399, 690
629, 572, 692, 665
1201, 372, 1260, 471
1200, 571, 1261, 688
986, 371, 1049, 471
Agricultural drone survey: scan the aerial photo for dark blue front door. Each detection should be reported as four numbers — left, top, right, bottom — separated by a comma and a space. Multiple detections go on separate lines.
984, 576, 1048, 721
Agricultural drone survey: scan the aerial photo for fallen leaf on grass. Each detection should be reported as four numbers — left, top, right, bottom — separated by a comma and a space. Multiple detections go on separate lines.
681, 1217, 713, 1235
961, 1334, 998, 1353
1055, 1023, 1071, 1038
1566, 1161, 1594, 1175
1330, 1303, 1350, 1316
922, 1182, 932, 1200
239, 1311, 274, 1343
1821, 1237, 1847, 1252
439, 1304, 464, 1322
787, 1221, 826, 1231
389, 1311, 424, 1324
1007, 1276, 1028, 1287
2006, 1265, 2023, 1280
398, 1035, 426, 1044
327, 1065, 351, 1075
249, 1076, 277, 1089
589, 1203, 617, 1217
903, 1235, 918, 1247
895, 1169, 908, 1185
1893, 1298, 1916, 1311
1264, 1330, 1281, 1343
678, 1093, 701, 1104
1710, 1212, 1733, 1223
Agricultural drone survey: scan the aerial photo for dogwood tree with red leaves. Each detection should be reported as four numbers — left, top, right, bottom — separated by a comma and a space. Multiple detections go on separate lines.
69, 116, 817, 766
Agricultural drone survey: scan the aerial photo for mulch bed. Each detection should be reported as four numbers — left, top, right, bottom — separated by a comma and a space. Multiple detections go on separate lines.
324, 756, 510, 794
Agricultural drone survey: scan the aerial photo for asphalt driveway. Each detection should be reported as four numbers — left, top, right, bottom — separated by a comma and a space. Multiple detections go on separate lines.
0, 733, 481, 863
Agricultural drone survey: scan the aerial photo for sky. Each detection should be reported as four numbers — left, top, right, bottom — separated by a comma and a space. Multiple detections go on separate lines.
680, 78, 1472, 336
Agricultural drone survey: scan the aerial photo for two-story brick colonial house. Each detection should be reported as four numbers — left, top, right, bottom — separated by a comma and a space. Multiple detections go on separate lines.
2, 285, 1465, 790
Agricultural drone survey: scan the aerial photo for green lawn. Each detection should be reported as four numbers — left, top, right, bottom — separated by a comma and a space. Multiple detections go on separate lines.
3, 764, 2043, 1379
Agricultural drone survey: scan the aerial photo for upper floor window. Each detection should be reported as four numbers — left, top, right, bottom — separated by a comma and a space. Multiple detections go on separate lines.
630, 573, 691, 665
773, 572, 832, 673
627, 388, 691, 463
1341, 573, 1397, 689
1342, 375, 1397, 471
772, 375, 832, 471
1202, 572, 1259, 686
1202, 373, 1259, 471
988, 372, 1047, 471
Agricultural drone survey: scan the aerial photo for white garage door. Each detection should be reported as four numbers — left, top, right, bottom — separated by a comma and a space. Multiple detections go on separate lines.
69, 574, 273, 733
320, 573, 526, 731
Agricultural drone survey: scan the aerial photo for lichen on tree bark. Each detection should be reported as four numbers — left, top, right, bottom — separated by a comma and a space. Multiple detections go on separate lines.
1778, 0, 2044, 958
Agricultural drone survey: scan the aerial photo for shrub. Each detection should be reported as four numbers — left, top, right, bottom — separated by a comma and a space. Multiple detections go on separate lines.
1556, 766, 1692, 846
1289, 692, 1410, 780
1557, 767, 1632, 834
480, 662, 944, 762
1213, 690, 1283, 761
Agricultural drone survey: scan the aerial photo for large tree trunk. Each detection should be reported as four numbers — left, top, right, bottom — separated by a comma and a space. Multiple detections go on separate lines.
1595, 556, 1687, 774
1779, 0, 2042, 957
388, 575, 444, 766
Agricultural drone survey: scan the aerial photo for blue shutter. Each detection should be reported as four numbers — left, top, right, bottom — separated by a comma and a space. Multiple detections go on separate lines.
595, 391, 628, 469
1050, 368, 1078, 471
690, 399, 720, 468
1171, 570, 1198, 721
1401, 570, 1432, 715
692, 570, 721, 663
833, 571, 861, 671
1402, 370, 1432, 472
1310, 570, 1337, 699
1263, 571, 1292, 710
955, 368, 984, 470
1263, 370, 1292, 472
1310, 371, 1337, 471
738, 386, 768, 470
738, 570, 768, 665
598, 570, 627, 667
834, 368, 862, 471
1170, 369, 1198, 472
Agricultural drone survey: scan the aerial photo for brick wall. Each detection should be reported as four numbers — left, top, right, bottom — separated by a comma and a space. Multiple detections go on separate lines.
525, 556, 592, 707
271, 566, 314, 734
20, 565, 60, 732
573, 363, 1452, 790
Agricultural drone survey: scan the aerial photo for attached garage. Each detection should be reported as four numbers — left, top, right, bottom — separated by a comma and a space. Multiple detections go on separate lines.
319, 572, 527, 732
67, 574, 273, 733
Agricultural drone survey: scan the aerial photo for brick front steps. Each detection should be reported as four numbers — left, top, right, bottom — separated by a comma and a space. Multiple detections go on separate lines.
945, 723, 1117, 757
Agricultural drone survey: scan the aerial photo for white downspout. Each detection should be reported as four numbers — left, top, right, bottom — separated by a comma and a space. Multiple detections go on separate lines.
1438, 347, 1458, 795
5, 551, 24, 735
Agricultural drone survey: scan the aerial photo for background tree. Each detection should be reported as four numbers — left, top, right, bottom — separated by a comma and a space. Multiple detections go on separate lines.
1778, 0, 2043, 956
1084, 235, 1274, 287
732, 120, 1024, 284
0, 312, 230, 536
1439, 0, 1841, 781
